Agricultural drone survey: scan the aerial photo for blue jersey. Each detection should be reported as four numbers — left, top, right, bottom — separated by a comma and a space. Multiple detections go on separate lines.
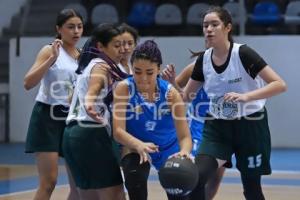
188, 88, 209, 146
125, 77, 177, 151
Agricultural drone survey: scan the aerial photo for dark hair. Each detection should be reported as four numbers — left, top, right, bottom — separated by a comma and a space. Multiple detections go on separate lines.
55, 8, 83, 39
77, 23, 128, 107
130, 40, 162, 67
188, 38, 209, 58
118, 23, 139, 44
189, 49, 205, 59
76, 23, 124, 74
204, 6, 234, 43
189, 6, 234, 58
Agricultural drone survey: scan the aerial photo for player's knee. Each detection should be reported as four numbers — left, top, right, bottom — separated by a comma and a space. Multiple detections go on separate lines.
124, 168, 149, 190
121, 153, 150, 189
189, 155, 219, 200
195, 154, 218, 186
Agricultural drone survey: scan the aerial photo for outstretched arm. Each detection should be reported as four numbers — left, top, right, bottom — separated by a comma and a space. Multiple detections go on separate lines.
168, 87, 192, 157
113, 81, 159, 164
84, 63, 109, 123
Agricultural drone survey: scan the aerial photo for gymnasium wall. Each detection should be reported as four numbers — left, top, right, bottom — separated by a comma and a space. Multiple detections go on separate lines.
9, 36, 299, 148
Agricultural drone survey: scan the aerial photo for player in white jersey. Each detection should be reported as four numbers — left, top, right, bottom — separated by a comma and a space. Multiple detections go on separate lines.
111, 23, 140, 163
118, 23, 139, 75
182, 6, 287, 200
62, 23, 127, 200
23, 9, 83, 200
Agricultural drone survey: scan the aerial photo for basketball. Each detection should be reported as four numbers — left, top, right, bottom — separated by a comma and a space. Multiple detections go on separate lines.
158, 156, 199, 196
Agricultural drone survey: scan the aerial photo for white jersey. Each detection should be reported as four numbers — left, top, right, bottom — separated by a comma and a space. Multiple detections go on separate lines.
35, 46, 77, 106
66, 58, 111, 131
118, 63, 132, 74
203, 43, 266, 119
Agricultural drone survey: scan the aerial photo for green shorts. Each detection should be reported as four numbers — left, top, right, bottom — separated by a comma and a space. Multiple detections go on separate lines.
111, 137, 122, 164
199, 108, 271, 177
25, 102, 68, 156
62, 121, 123, 189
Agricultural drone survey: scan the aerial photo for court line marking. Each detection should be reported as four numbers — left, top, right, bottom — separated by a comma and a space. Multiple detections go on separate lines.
0, 185, 66, 197
0, 169, 299, 197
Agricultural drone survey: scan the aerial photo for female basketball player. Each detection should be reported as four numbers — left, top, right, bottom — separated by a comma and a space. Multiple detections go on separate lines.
113, 40, 192, 200
24, 9, 83, 200
111, 23, 140, 163
62, 23, 126, 200
182, 6, 287, 200
118, 23, 139, 74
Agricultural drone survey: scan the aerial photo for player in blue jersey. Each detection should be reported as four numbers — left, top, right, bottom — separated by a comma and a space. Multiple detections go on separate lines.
113, 40, 192, 200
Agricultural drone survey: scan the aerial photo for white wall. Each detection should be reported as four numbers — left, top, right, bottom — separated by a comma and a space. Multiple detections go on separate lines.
9, 36, 299, 147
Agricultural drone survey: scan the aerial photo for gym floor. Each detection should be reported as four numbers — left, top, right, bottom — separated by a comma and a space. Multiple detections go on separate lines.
0, 143, 299, 200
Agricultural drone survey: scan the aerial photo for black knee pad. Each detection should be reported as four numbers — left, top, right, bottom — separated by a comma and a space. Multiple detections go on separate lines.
195, 154, 218, 185
190, 154, 218, 200
121, 153, 150, 187
241, 175, 265, 200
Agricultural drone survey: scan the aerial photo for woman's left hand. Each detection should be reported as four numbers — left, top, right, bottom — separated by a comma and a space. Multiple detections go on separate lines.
169, 150, 192, 160
224, 92, 250, 102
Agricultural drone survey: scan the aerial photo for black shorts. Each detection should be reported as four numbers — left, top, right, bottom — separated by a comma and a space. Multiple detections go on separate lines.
25, 102, 68, 156
63, 121, 123, 189
199, 108, 271, 177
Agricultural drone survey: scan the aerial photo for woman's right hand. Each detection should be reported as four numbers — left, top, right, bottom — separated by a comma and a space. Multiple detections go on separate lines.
85, 102, 106, 124
50, 39, 63, 61
135, 142, 159, 164
161, 64, 176, 84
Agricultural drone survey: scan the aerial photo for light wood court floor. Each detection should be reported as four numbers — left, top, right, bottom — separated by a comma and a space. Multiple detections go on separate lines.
0, 147, 299, 200
1, 181, 300, 200
0, 165, 300, 200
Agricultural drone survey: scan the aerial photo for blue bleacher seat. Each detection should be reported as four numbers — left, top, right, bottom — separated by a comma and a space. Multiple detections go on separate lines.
127, 2, 156, 27
250, 2, 282, 25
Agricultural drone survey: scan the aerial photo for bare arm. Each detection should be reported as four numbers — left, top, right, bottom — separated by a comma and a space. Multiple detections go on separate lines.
113, 81, 159, 163
224, 65, 287, 102
183, 79, 203, 102
161, 63, 195, 95
168, 87, 192, 156
24, 39, 62, 90
84, 63, 109, 123
175, 63, 194, 88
